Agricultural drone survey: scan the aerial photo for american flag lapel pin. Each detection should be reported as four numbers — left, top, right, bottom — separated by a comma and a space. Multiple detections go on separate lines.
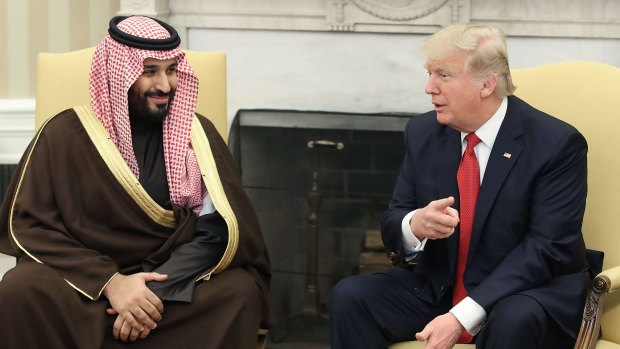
503, 152, 512, 159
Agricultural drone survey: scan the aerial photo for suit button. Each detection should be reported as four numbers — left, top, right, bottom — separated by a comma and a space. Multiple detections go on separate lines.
440, 285, 445, 292
413, 288, 420, 294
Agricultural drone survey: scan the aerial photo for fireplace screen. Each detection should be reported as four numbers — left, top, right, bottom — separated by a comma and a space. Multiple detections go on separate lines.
228, 109, 413, 337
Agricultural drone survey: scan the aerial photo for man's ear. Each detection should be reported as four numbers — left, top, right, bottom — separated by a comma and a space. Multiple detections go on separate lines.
480, 74, 497, 98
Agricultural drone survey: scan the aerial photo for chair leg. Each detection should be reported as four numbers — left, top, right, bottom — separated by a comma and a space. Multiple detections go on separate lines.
257, 330, 268, 349
574, 275, 608, 349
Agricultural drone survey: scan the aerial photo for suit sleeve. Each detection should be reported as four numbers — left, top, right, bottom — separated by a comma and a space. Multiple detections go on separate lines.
380, 118, 419, 260
469, 130, 588, 310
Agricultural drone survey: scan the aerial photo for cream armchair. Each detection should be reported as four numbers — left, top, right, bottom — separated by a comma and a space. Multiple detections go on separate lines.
390, 61, 620, 349
35, 47, 228, 140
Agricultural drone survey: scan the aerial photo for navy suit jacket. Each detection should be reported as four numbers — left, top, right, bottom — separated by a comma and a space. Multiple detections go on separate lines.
381, 95, 592, 337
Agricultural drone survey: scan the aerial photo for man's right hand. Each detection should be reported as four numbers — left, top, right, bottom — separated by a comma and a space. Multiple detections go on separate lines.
415, 312, 464, 349
103, 272, 167, 342
410, 196, 460, 241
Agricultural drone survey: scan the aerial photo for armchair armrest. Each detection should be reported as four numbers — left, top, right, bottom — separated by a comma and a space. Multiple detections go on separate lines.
574, 265, 620, 349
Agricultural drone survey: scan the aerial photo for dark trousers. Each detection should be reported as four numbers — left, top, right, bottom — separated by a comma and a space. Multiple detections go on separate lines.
329, 271, 575, 349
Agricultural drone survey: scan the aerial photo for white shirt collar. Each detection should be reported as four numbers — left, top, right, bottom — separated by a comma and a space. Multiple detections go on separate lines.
460, 97, 508, 149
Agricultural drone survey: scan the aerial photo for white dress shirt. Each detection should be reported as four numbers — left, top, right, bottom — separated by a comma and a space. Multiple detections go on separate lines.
400, 97, 508, 334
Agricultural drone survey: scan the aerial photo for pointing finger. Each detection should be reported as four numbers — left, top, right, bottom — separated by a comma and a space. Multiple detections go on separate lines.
433, 196, 455, 210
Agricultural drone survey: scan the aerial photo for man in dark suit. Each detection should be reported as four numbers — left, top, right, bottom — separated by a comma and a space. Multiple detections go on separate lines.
330, 23, 591, 349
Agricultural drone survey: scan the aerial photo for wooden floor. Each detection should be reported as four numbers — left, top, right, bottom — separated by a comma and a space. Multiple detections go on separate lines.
265, 229, 390, 349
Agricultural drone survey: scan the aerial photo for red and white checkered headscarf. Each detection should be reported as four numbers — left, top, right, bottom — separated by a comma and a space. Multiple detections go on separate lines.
89, 16, 204, 211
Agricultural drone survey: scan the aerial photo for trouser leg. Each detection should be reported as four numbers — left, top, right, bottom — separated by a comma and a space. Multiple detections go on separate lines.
183, 267, 264, 349
476, 294, 574, 349
329, 271, 449, 349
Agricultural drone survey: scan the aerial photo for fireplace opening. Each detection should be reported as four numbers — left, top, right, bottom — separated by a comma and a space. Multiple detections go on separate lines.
228, 109, 413, 338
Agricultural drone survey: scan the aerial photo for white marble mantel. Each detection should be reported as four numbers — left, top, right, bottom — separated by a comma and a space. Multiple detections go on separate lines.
118, 0, 620, 39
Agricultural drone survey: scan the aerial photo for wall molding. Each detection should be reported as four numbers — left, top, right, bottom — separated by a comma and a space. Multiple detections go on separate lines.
155, 0, 620, 39
346, 0, 450, 21
0, 99, 35, 164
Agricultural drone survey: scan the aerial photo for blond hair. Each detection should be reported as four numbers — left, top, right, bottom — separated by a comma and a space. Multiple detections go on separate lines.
423, 23, 516, 97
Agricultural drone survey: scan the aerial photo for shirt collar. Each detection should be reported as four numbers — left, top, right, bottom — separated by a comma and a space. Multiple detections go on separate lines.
461, 97, 508, 149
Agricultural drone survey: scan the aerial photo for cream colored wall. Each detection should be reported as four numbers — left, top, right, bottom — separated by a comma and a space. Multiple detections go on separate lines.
0, 0, 119, 99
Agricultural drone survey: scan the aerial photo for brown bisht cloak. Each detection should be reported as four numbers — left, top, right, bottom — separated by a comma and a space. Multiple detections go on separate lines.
0, 105, 271, 346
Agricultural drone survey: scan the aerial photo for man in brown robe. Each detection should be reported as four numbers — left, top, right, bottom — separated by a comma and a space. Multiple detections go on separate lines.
0, 16, 271, 349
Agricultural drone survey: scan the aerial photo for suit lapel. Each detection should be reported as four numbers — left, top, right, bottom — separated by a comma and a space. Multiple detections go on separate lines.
435, 125, 461, 274
467, 98, 523, 265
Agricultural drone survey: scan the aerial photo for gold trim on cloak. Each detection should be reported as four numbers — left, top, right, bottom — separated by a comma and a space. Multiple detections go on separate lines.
8, 111, 98, 300
9, 106, 239, 299
74, 105, 176, 228
77, 106, 239, 280
190, 115, 239, 280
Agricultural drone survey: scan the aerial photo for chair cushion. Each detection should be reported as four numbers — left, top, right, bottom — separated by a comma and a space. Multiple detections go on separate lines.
598, 340, 620, 349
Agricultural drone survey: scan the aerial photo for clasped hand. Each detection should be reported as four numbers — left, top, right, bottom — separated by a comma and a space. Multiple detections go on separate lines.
411, 196, 460, 240
416, 312, 465, 349
103, 272, 167, 342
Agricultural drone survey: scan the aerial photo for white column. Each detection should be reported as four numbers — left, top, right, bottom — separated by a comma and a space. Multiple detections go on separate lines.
6, 0, 29, 97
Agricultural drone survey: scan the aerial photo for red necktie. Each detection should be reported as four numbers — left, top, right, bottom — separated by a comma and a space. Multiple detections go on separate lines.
453, 133, 481, 343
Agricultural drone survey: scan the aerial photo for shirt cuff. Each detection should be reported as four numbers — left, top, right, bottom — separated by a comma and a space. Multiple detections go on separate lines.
449, 296, 487, 335
401, 210, 427, 257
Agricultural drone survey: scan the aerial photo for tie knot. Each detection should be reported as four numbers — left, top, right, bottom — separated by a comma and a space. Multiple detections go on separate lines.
465, 133, 481, 150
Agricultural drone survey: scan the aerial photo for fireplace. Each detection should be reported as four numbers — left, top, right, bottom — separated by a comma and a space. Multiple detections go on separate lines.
228, 109, 412, 334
